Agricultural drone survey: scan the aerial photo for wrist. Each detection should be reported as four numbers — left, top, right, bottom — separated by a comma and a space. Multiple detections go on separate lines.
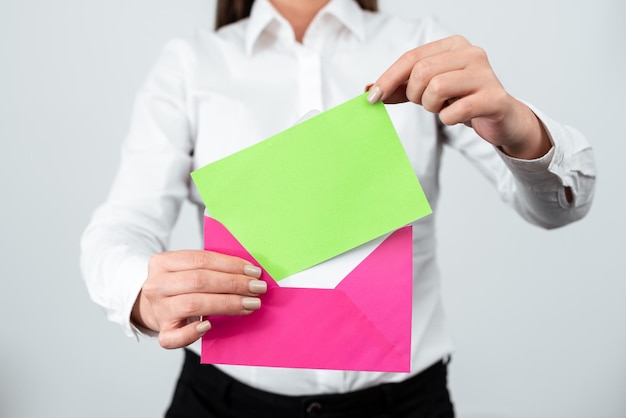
500, 101, 552, 160
131, 290, 158, 333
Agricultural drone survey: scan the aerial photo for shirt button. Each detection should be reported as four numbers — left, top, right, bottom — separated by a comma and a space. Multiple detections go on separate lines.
305, 401, 323, 417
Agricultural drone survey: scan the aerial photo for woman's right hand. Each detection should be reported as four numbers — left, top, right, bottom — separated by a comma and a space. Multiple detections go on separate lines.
131, 249, 267, 349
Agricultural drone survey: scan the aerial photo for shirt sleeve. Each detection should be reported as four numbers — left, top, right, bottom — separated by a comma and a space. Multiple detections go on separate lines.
80, 39, 194, 338
442, 104, 596, 229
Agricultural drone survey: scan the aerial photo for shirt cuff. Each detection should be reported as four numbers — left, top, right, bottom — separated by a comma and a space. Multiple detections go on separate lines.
116, 253, 159, 340
497, 144, 555, 174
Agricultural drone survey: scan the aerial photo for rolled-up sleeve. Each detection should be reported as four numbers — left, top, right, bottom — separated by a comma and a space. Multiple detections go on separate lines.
444, 103, 596, 229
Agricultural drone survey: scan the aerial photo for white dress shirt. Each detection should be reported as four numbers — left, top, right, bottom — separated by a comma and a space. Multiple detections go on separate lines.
80, 0, 596, 395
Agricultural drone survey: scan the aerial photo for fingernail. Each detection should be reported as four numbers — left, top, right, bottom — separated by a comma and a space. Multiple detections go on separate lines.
196, 320, 212, 334
367, 85, 382, 104
242, 297, 261, 310
243, 264, 262, 278
248, 279, 267, 294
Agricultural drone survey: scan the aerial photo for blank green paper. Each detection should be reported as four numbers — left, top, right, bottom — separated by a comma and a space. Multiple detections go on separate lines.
190, 93, 431, 280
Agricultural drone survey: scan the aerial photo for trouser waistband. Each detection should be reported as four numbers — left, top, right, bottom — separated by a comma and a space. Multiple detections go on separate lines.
166, 349, 454, 418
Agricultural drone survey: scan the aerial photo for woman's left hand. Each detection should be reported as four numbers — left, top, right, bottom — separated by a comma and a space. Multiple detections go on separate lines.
367, 35, 551, 160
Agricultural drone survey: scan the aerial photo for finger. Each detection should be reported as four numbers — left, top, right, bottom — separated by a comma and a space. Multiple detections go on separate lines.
367, 82, 409, 104
404, 49, 474, 105
438, 90, 505, 127
368, 35, 470, 103
161, 269, 267, 297
149, 250, 260, 277
167, 293, 262, 319
158, 319, 211, 350
420, 70, 475, 114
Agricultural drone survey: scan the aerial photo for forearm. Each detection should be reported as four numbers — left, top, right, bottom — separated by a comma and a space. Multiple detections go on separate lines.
497, 104, 596, 229
80, 217, 160, 337
80, 154, 190, 337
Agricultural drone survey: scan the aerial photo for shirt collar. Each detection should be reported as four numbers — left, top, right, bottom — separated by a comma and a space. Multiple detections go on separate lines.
321, 0, 366, 42
245, 0, 366, 55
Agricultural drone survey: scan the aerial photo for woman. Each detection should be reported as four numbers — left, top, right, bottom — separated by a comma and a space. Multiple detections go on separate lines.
81, 0, 595, 416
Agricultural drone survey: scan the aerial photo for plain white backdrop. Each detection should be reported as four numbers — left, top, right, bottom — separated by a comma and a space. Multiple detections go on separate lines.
1, 1, 624, 417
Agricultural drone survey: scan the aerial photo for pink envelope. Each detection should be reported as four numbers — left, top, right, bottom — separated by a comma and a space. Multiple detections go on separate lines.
201, 216, 413, 372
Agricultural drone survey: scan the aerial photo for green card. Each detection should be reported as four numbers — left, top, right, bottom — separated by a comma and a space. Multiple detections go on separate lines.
190, 93, 431, 280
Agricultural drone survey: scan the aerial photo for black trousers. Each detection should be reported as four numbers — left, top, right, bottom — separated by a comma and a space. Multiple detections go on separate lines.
165, 349, 454, 418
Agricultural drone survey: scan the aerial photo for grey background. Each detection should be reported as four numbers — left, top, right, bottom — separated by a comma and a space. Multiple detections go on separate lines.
1, 0, 624, 417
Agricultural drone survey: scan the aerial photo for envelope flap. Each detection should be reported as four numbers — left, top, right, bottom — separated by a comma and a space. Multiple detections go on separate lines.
204, 216, 278, 288
336, 226, 413, 358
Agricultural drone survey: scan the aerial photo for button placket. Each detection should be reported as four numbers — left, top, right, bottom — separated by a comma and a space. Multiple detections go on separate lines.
296, 45, 323, 116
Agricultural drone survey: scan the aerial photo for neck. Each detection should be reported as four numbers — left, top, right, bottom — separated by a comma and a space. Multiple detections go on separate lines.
270, 0, 331, 42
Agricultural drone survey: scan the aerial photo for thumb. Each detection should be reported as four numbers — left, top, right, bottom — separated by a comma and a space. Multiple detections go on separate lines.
158, 319, 211, 350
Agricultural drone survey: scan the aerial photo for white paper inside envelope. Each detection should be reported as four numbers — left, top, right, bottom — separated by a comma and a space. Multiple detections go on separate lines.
278, 233, 390, 289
